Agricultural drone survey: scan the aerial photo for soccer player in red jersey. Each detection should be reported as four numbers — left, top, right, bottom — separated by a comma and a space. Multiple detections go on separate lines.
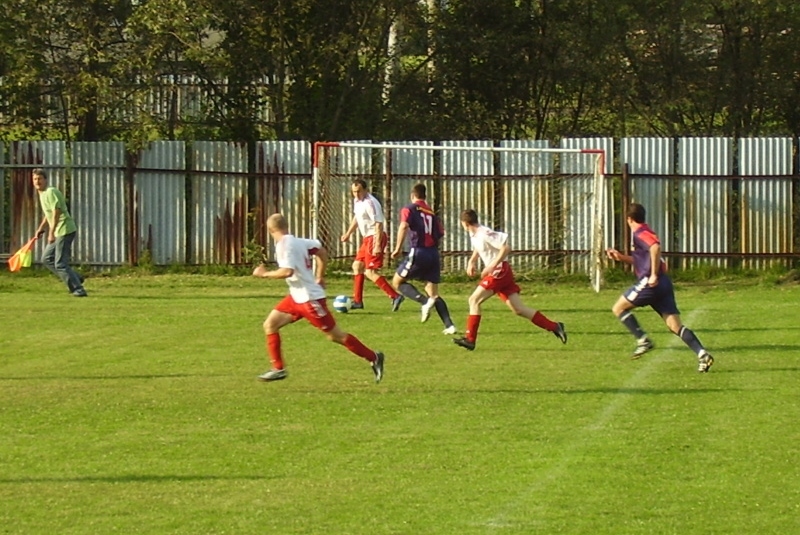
340, 179, 404, 311
606, 203, 714, 372
452, 209, 567, 351
253, 213, 385, 383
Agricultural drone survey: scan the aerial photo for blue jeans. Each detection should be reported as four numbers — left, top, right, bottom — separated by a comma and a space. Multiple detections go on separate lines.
42, 231, 84, 293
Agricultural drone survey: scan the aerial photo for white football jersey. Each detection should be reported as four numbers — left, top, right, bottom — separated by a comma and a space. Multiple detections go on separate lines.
469, 225, 509, 267
353, 193, 385, 237
275, 234, 326, 303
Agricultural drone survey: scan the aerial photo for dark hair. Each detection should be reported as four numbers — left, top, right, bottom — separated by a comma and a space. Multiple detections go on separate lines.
627, 203, 646, 223
412, 183, 427, 200
32, 168, 47, 179
351, 178, 368, 190
460, 209, 479, 225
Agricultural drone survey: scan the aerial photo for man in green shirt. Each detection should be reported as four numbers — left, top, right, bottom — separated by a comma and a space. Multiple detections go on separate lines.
33, 168, 88, 297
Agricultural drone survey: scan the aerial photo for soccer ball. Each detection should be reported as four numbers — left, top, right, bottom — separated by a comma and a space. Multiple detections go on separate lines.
332, 295, 353, 313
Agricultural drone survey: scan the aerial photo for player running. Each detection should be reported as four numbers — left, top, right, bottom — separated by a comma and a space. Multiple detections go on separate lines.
390, 183, 457, 334
606, 203, 714, 372
340, 179, 404, 311
453, 209, 566, 351
253, 213, 386, 383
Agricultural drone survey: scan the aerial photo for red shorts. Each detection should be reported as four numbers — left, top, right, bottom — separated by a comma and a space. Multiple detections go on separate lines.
355, 234, 387, 269
275, 295, 337, 332
479, 262, 521, 302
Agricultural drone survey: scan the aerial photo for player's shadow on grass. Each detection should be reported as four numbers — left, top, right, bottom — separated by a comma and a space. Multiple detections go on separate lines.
542, 387, 741, 395
0, 474, 270, 484
710, 367, 800, 374
299, 386, 740, 395
710, 343, 800, 352
501, 329, 621, 336
520, 308, 608, 314
701, 326, 800, 333
107, 294, 268, 300
0, 373, 210, 381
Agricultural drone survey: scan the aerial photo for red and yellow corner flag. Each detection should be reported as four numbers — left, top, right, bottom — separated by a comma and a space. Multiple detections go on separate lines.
8, 237, 37, 272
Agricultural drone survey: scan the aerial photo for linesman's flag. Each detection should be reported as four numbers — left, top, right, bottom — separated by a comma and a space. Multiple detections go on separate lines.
8, 236, 37, 272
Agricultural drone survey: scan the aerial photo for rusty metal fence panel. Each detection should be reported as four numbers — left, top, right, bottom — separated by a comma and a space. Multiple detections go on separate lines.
191, 142, 248, 264
678, 137, 733, 268
136, 141, 187, 265
440, 141, 494, 272
498, 140, 552, 272
0, 143, 5, 255
739, 137, 793, 269
561, 138, 614, 274
318, 141, 374, 261
7, 141, 68, 262
255, 141, 312, 263
71, 142, 127, 265
620, 137, 675, 252
382, 141, 436, 256
3, 138, 800, 272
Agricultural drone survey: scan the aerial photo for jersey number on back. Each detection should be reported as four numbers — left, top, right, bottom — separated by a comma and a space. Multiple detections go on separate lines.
422, 213, 433, 235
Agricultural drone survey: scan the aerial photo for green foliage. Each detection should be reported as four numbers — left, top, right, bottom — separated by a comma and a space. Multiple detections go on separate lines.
3, 0, 800, 140
136, 248, 154, 271
241, 239, 268, 268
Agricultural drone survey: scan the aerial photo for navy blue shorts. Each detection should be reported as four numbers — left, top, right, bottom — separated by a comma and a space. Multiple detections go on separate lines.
623, 275, 680, 316
396, 247, 441, 284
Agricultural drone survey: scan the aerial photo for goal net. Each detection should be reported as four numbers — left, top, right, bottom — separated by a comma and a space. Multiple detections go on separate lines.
313, 142, 610, 291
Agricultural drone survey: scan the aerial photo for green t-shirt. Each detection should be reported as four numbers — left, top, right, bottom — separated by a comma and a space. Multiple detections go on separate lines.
38, 186, 77, 237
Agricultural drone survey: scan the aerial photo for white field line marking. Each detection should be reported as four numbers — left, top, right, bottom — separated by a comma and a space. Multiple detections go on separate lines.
481, 309, 704, 530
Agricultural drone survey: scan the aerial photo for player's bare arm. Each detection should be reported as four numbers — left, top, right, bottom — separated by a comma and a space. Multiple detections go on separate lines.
252, 265, 294, 280
606, 248, 633, 264
648, 243, 661, 286
466, 250, 480, 277
314, 247, 328, 286
341, 218, 357, 242
391, 221, 409, 258
372, 222, 384, 254
482, 243, 510, 278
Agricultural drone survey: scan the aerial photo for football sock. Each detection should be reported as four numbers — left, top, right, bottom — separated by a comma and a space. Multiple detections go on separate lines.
465, 314, 481, 342
398, 282, 428, 304
266, 333, 284, 370
619, 311, 647, 339
354, 274, 365, 303
343, 333, 376, 362
434, 297, 455, 327
375, 276, 400, 298
531, 310, 558, 331
678, 326, 705, 354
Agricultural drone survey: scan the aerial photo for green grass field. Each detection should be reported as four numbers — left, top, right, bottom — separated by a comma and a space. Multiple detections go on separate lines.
1, 272, 799, 534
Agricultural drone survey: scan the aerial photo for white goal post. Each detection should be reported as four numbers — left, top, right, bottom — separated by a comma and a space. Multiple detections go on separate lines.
312, 141, 610, 291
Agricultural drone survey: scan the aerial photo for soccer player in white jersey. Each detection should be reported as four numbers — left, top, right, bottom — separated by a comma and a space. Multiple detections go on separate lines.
253, 213, 385, 383
452, 209, 567, 351
340, 179, 404, 311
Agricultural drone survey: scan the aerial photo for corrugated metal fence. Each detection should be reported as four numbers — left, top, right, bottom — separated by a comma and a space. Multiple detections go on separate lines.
1, 138, 798, 272
620, 136, 797, 270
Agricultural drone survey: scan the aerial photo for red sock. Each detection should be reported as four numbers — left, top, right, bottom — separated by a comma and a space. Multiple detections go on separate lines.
532, 311, 558, 332
353, 274, 365, 303
266, 333, 284, 370
375, 276, 399, 298
465, 314, 482, 343
343, 333, 376, 362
